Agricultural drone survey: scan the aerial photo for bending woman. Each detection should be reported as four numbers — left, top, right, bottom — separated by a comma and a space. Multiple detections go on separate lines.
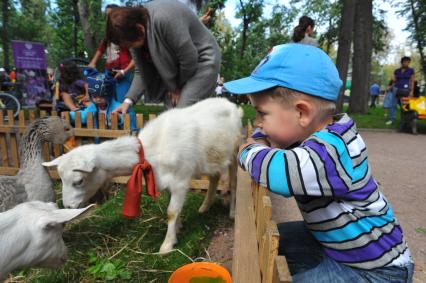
107, 0, 221, 112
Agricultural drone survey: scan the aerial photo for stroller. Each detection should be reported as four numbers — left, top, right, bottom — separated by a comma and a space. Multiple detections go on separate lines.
399, 96, 426, 134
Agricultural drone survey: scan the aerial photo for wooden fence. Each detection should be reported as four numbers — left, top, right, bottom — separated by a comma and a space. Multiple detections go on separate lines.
232, 121, 292, 283
0, 110, 229, 191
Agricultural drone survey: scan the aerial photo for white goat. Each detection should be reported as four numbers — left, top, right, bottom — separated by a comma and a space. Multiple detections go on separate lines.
43, 97, 242, 253
0, 201, 94, 279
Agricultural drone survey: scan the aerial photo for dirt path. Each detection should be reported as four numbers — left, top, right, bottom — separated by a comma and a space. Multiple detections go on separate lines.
270, 130, 426, 282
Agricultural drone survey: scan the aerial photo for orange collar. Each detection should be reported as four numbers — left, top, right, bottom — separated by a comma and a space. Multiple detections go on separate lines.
122, 139, 160, 218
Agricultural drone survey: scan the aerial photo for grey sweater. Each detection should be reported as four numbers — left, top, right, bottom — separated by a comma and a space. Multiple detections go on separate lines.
126, 0, 221, 108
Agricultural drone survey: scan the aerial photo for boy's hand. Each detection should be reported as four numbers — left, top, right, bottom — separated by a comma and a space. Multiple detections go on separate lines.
239, 137, 269, 153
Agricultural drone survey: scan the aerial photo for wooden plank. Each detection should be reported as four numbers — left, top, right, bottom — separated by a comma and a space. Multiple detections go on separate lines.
8, 110, 19, 168
73, 128, 129, 138
110, 113, 118, 130
262, 221, 280, 283
0, 166, 19, 175
257, 196, 272, 244
272, 257, 292, 283
123, 114, 131, 131
86, 112, 94, 144
0, 111, 7, 166
233, 167, 261, 283
29, 110, 36, 123
247, 120, 254, 137
136, 113, 144, 129
74, 111, 83, 146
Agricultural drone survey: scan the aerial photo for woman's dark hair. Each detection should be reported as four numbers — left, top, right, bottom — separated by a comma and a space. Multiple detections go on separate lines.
292, 16, 315, 43
59, 60, 83, 85
105, 4, 119, 10
106, 7, 149, 46
400, 56, 411, 64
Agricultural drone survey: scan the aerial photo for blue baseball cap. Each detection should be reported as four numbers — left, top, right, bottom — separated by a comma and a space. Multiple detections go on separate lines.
224, 43, 342, 101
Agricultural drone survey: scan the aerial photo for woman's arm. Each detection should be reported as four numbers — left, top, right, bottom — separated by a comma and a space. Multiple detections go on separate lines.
114, 59, 135, 79
88, 50, 102, 68
61, 92, 79, 111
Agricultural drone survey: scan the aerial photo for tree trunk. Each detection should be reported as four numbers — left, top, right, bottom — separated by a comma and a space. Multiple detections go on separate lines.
77, 0, 98, 56
1, 0, 10, 69
348, 0, 373, 114
335, 0, 357, 112
409, 0, 426, 85
240, 17, 248, 59
72, 0, 79, 57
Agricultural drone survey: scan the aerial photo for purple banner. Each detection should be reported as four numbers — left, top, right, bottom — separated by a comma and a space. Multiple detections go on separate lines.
12, 41, 48, 70
12, 41, 50, 107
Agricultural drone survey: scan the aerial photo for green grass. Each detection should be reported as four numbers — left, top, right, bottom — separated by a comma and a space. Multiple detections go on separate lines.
16, 189, 231, 282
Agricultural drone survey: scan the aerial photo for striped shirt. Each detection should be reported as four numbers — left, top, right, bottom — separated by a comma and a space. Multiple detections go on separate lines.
238, 114, 412, 269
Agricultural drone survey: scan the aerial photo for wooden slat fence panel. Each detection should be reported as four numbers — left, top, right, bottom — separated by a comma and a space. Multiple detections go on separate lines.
0, 111, 228, 192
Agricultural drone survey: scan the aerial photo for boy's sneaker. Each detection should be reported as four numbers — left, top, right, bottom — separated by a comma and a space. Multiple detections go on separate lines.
385, 120, 393, 125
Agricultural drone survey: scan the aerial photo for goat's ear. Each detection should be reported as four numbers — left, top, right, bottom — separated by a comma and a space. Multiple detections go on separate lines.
39, 204, 96, 230
42, 156, 63, 167
73, 160, 96, 173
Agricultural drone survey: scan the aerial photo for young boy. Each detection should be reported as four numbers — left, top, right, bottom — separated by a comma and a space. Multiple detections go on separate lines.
224, 44, 414, 282
70, 69, 137, 131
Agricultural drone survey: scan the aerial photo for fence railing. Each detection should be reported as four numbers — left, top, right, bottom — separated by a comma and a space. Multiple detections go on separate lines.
232, 121, 292, 283
0, 110, 229, 191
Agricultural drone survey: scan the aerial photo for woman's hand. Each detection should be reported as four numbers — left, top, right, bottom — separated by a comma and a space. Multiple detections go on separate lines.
114, 69, 125, 79
112, 101, 130, 114
168, 88, 181, 107
200, 7, 213, 25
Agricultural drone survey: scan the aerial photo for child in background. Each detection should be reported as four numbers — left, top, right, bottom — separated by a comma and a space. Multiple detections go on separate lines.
383, 79, 396, 121
56, 60, 90, 117
72, 68, 137, 131
225, 44, 413, 282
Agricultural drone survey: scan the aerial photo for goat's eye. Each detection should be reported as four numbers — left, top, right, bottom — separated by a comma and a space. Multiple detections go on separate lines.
72, 179, 83, 187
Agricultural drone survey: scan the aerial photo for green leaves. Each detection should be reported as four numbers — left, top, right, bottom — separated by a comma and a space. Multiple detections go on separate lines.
87, 252, 132, 281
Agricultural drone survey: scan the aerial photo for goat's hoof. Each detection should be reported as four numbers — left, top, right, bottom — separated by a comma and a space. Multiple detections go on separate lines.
229, 209, 235, 219
159, 243, 174, 254
198, 204, 209, 213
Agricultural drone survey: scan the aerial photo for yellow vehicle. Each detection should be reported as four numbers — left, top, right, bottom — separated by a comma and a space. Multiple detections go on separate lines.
399, 96, 426, 134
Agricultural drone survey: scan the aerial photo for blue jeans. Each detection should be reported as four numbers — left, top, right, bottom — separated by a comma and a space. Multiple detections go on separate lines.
105, 70, 133, 103
389, 87, 402, 122
278, 221, 414, 283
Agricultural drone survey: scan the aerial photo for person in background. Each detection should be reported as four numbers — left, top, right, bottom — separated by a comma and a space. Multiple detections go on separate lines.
56, 60, 90, 118
369, 82, 380, 108
89, 4, 135, 103
215, 76, 224, 97
107, 1, 221, 113
292, 16, 319, 47
386, 56, 415, 125
71, 68, 137, 131
9, 68, 16, 83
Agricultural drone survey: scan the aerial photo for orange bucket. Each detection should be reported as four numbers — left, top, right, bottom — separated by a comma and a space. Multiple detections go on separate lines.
168, 262, 231, 283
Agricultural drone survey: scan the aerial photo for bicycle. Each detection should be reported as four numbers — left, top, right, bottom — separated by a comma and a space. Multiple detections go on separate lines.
0, 82, 21, 119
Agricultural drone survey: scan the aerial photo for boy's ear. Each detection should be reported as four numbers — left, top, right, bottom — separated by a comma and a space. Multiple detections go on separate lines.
295, 100, 315, 128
